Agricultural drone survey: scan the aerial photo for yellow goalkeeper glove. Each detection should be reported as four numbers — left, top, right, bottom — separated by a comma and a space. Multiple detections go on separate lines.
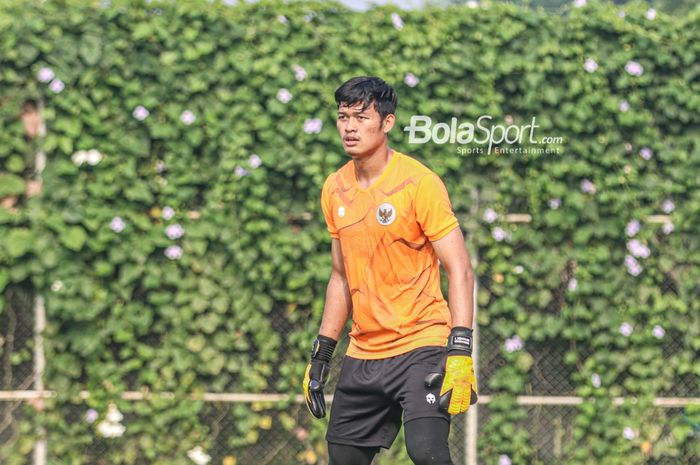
303, 335, 337, 419
424, 327, 478, 415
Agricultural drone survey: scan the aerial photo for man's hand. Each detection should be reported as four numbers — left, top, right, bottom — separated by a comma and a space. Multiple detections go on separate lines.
424, 327, 478, 415
303, 335, 337, 418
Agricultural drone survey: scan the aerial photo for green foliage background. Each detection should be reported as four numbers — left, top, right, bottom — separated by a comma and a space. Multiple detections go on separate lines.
0, 0, 698, 464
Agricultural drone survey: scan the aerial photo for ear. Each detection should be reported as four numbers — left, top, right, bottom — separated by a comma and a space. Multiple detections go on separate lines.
382, 113, 396, 134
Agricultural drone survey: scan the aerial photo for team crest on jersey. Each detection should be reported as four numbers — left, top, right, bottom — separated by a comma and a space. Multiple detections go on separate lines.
338, 206, 345, 218
376, 203, 396, 225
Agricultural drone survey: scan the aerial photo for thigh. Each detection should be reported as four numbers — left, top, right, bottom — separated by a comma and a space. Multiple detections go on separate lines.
326, 356, 403, 449
404, 417, 453, 465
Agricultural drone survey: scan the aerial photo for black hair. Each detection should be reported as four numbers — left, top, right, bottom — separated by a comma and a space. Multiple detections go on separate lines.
334, 76, 398, 122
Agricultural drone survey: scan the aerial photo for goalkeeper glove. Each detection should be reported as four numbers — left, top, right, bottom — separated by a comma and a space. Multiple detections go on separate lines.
303, 335, 337, 419
424, 326, 478, 415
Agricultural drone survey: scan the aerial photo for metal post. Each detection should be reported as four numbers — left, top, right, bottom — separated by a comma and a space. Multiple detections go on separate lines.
465, 251, 479, 465
33, 294, 47, 465
33, 97, 47, 465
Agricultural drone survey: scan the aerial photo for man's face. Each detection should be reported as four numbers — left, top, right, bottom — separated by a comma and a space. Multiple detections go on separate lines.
336, 102, 394, 157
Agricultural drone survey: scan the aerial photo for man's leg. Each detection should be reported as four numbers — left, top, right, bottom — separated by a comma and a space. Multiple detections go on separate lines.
328, 443, 379, 465
404, 417, 454, 465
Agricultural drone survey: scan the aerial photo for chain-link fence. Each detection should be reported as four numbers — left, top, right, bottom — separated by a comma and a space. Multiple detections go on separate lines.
2, 278, 698, 465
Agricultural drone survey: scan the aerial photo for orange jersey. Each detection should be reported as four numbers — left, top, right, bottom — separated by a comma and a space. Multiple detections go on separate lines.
321, 151, 459, 359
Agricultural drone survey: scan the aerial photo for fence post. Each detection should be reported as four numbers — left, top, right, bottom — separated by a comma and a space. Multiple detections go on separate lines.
32, 96, 47, 465
465, 251, 479, 465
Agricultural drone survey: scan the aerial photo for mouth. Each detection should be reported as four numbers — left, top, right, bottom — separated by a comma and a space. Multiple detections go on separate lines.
343, 137, 359, 147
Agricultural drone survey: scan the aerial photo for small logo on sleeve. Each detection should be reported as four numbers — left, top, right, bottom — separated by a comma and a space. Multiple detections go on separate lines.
426, 393, 436, 404
376, 203, 396, 225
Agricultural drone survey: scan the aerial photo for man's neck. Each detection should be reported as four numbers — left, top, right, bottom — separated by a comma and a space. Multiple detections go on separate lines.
353, 147, 394, 190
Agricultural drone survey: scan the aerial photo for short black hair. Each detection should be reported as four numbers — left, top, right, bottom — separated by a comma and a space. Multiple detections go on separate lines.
335, 76, 398, 121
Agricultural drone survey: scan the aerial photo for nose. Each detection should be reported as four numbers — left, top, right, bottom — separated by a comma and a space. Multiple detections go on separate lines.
342, 117, 358, 133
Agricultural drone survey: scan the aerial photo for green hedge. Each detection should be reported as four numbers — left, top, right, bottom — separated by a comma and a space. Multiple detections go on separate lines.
0, 0, 698, 464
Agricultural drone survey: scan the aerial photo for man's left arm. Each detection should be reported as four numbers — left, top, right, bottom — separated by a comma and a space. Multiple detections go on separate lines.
426, 226, 478, 415
431, 226, 474, 328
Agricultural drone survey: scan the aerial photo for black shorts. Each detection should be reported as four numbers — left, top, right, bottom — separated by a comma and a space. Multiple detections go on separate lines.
326, 346, 450, 449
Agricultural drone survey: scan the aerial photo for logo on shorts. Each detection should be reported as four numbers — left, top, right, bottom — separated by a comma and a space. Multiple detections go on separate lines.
338, 206, 345, 218
376, 203, 396, 225
426, 393, 436, 404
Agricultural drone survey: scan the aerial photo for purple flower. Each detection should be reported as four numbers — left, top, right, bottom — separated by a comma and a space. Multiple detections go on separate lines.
86, 409, 98, 423
303, 118, 323, 134
404, 73, 420, 88
591, 373, 601, 388
292, 64, 307, 81
165, 223, 185, 240
639, 147, 653, 160
573, 0, 586, 7
623, 427, 635, 440
645, 8, 656, 20
277, 15, 288, 24
504, 335, 523, 353
391, 12, 404, 30
180, 110, 196, 125
154, 160, 165, 173
248, 154, 262, 168
49, 79, 65, 93
492, 227, 507, 242
583, 58, 598, 73
618, 11, 626, 18
619, 99, 630, 112
133, 105, 150, 121
483, 208, 498, 223
625, 255, 643, 276
110, 216, 125, 233
164, 245, 182, 260
235, 166, 249, 177
276, 88, 292, 104
567, 278, 578, 292
580, 179, 596, 194
625, 61, 644, 77
662, 222, 674, 235
627, 239, 650, 258
38, 67, 55, 82
625, 219, 640, 237
162, 206, 175, 220
619, 322, 633, 337
548, 198, 561, 209
661, 199, 674, 214
498, 455, 512, 465
652, 325, 665, 339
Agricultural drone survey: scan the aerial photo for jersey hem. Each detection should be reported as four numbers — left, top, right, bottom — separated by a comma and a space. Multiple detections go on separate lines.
345, 335, 448, 360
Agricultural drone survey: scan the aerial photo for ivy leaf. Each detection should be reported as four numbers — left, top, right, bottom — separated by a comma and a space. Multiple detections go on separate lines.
60, 226, 87, 251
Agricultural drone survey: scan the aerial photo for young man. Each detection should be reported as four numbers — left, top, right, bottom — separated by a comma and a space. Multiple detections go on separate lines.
303, 76, 477, 465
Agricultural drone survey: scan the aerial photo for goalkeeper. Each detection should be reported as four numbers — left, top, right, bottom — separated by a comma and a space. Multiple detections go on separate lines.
303, 76, 477, 465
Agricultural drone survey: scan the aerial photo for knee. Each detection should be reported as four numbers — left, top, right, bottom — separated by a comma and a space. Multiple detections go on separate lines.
406, 441, 452, 465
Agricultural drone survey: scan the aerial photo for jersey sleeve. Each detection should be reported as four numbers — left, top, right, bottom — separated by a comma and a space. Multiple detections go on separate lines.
415, 173, 459, 241
321, 174, 339, 239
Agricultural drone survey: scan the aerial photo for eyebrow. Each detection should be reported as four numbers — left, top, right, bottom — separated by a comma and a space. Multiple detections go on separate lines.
337, 109, 367, 116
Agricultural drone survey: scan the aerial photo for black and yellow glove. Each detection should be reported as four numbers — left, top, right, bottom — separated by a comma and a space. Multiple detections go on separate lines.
425, 327, 478, 415
303, 335, 337, 419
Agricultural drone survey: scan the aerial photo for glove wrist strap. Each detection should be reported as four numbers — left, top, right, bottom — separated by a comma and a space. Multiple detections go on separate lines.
311, 335, 337, 362
447, 327, 473, 356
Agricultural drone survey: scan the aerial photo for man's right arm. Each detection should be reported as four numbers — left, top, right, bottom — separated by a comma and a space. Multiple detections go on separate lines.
318, 238, 352, 340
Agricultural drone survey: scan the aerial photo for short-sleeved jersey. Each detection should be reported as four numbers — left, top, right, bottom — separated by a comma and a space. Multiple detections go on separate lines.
321, 151, 460, 359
